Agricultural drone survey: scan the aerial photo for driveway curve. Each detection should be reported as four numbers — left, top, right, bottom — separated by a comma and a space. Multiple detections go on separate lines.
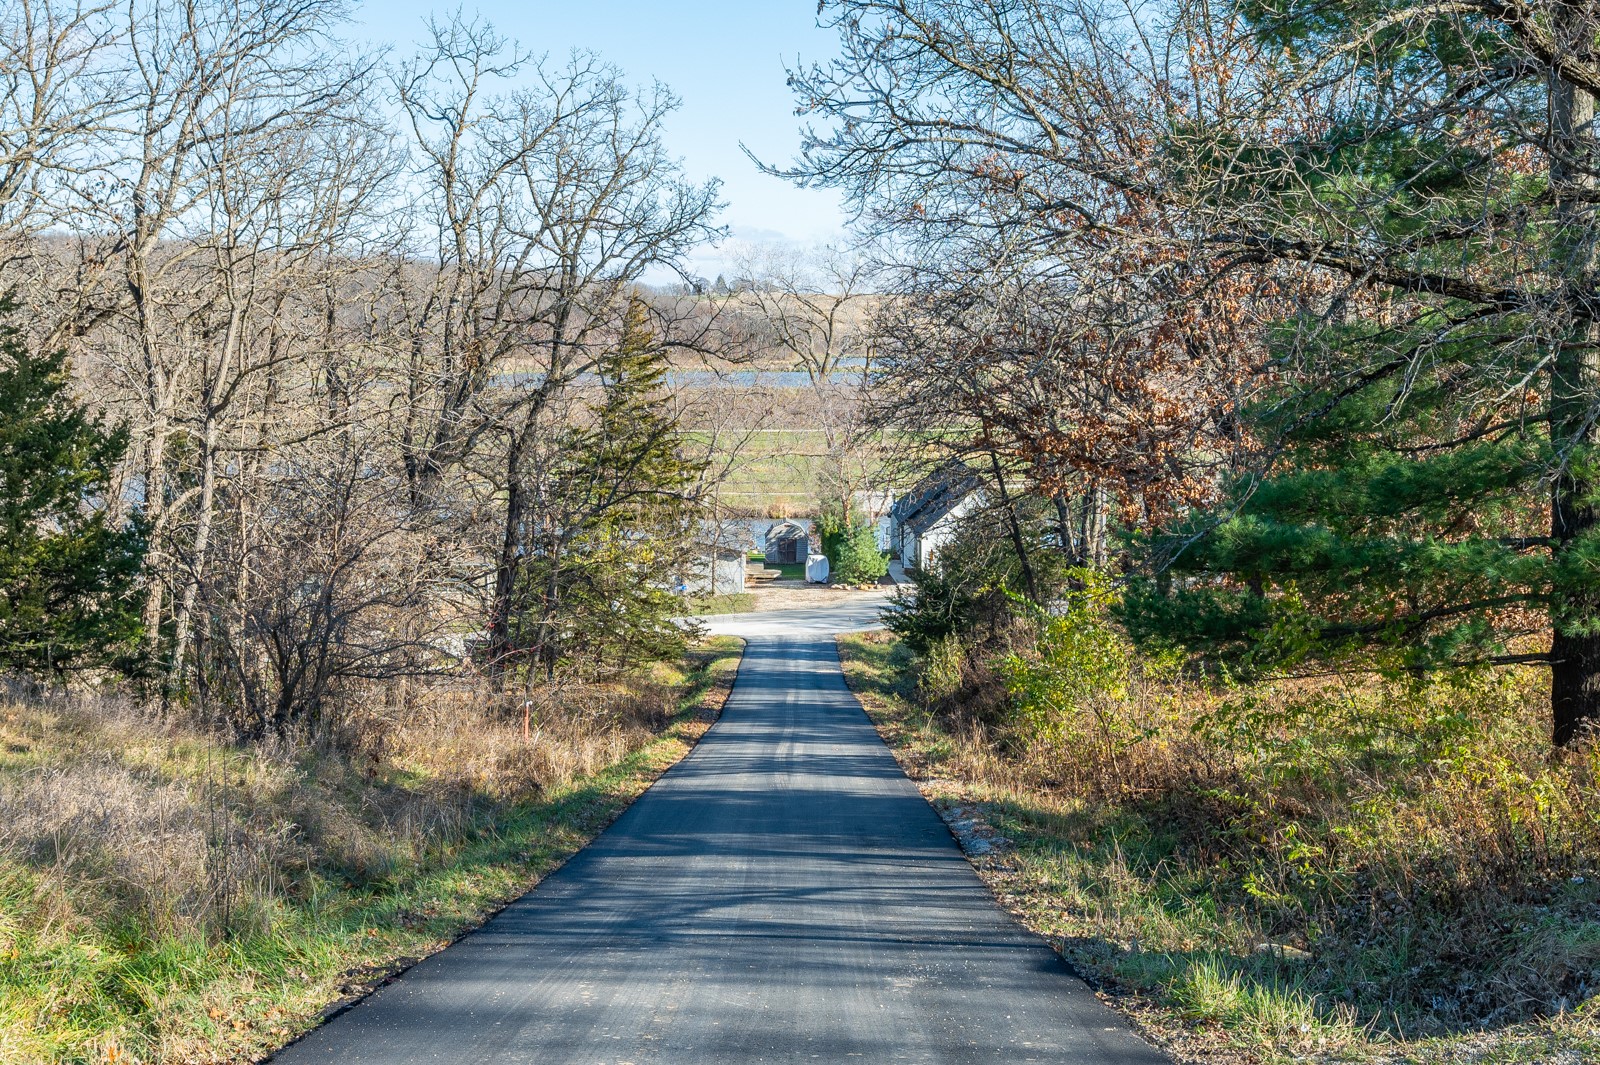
271, 596, 1168, 1064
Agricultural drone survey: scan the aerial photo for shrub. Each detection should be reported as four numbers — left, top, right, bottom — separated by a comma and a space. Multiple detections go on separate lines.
876, 604, 1600, 1043
815, 503, 888, 585
886, 499, 1084, 652
919, 633, 967, 704
884, 528, 1022, 652
997, 571, 1136, 757
829, 521, 888, 584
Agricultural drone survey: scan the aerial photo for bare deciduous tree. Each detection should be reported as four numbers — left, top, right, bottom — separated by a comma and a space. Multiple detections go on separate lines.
0, 2, 735, 732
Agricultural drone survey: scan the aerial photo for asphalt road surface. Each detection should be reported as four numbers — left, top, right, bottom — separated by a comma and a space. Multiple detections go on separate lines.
694, 593, 891, 639
272, 596, 1168, 1064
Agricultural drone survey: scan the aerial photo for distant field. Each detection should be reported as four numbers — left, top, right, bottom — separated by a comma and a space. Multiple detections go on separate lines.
685, 428, 889, 517
715, 432, 834, 513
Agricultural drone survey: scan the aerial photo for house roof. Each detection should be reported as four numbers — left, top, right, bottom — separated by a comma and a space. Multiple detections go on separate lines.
894, 462, 983, 534
765, 519, 809, 540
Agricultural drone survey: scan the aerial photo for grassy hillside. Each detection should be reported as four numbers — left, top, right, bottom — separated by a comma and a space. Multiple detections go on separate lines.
707, 429, 840, 515
838, 630, 1600, 1065
0, 638, 743, 1064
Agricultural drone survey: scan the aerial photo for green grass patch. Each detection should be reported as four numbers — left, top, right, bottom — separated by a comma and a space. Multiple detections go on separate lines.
0, 637, 744, 1064
748, 553, 806, 580
835, 630, 1600, 1065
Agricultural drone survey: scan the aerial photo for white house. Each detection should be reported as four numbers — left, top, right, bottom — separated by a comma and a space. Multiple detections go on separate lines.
889, 464, 984, 571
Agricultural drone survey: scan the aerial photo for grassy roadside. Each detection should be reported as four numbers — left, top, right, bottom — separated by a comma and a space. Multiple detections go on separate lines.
0, 637, 743, 1065
685, 592, 758, 616
836, 630, 1600, 1065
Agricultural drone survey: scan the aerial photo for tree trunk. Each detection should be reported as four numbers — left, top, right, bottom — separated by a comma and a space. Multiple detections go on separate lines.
170, 297, 246, 698
1052, 494, 1080, 562
985, 448, 1040, 602
140, 422, 169, 656
1548, 42, 1600, 745
168, 413, 218, 698
1076, 481, 1109, 570
133, 268, 173, 668
488, 413, 544, 681
1552, 628, 1600, 745
487, 469, 524, 677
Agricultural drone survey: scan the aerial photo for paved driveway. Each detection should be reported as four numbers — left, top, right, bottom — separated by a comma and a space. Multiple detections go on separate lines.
272, 596, 1167, 1064
694, 593, 891, 638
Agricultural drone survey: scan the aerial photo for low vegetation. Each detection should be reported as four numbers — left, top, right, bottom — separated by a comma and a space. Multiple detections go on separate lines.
0, 638, 742, 1064
840, 614, 1600, 1063
749, 553, 806, 581
819, 510, 890, 586
686, 593, 758, 616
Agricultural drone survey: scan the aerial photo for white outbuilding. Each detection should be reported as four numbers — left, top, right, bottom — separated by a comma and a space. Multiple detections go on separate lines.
889, 463, 985, 571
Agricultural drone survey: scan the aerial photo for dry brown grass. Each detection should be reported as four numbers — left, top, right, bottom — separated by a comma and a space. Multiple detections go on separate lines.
0, 640, 743, 1064
839, 628, 1600, 1063
0, 633, 745, 1055
344, 675, 679, 798
0, 671, 684, 939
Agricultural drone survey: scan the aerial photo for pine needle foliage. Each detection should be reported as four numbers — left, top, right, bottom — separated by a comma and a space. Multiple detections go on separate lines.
508, 300, 705, 679
1118, 0, 1600, 741
1124, 362, 1554, 679
0, 298, 144, 675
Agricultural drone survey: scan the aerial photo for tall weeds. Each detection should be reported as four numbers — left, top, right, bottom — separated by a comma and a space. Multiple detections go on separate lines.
847, 612, 1600, 1052
0, 670, 682, 945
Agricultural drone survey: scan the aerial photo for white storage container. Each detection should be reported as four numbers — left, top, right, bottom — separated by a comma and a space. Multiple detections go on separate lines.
805, 553, 830, 584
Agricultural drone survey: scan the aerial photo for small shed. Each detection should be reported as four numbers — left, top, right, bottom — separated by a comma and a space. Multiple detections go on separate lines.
764, 519, 811, 565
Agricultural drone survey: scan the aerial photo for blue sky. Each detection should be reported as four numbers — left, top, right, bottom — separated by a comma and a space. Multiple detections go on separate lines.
352, 1, 848, 279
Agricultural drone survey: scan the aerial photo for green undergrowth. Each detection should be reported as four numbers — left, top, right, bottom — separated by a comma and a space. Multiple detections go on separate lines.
0, 636, 743, 1064
837, 630, 1600, 1065
749, 553, 806, 580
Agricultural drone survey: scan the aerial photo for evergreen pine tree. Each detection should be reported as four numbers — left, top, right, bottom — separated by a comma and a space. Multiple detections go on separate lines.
1122, 2, 1600, 744
0, 299, 144, 675
1125, 368, 1552, 680
829, 520, 888, 585
510, 299, 705, 676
